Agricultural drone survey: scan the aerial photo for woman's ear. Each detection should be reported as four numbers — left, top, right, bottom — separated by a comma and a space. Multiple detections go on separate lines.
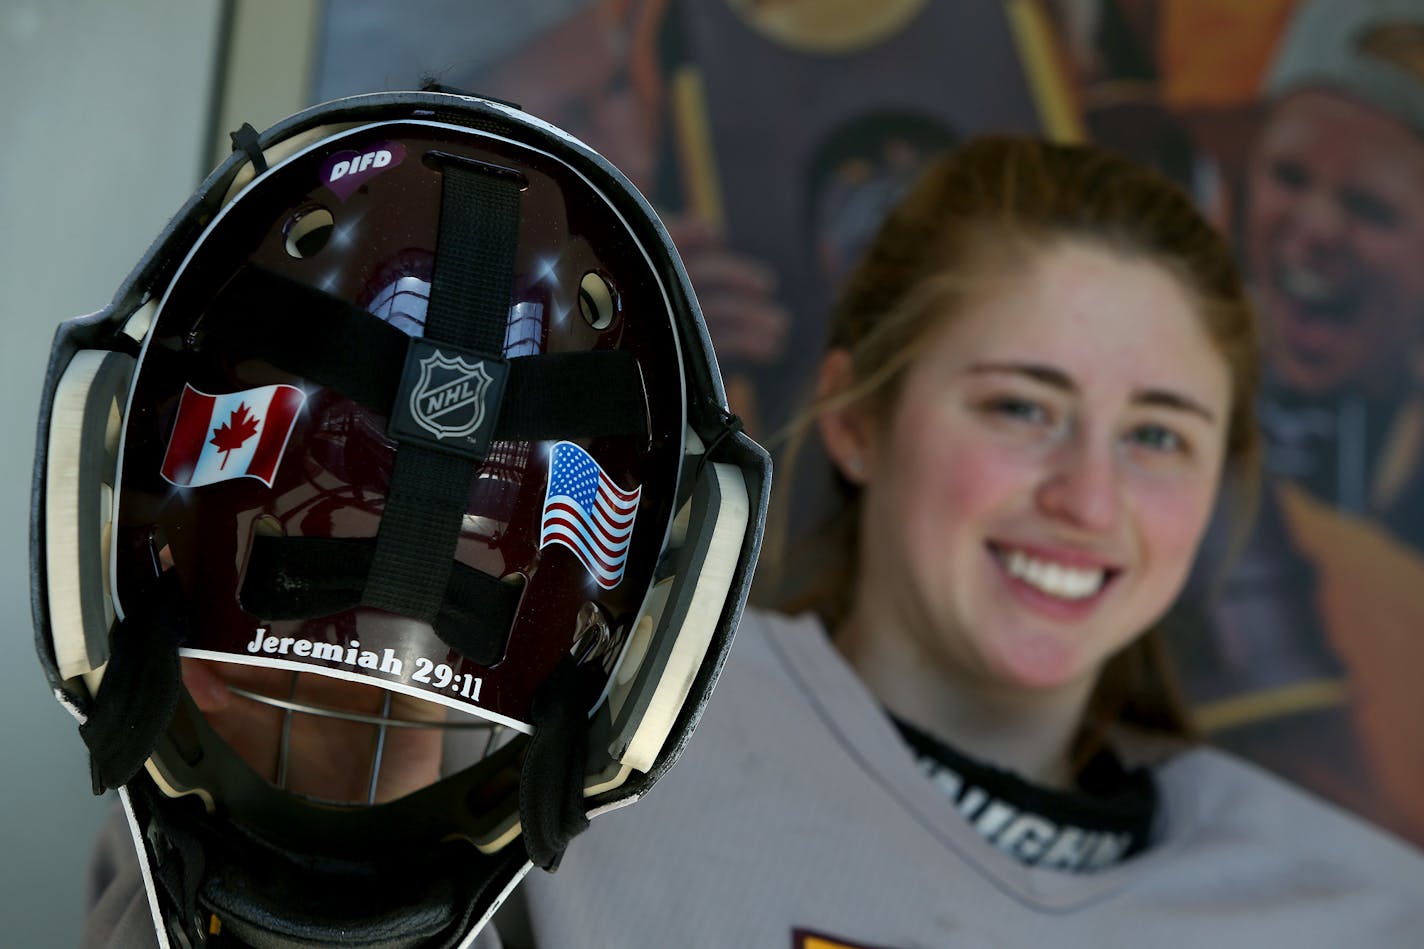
816, 348, 872, 484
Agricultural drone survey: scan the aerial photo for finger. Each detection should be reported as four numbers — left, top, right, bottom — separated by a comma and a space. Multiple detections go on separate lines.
699, 296, 792, 363
661, 213, 717, 248
683, 252, 778, 295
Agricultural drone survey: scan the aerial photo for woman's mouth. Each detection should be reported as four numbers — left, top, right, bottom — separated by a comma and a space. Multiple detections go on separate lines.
989, 543, 1119, 603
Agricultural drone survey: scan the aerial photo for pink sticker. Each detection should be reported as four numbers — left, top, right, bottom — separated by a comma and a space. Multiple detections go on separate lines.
319, 141, 406, 200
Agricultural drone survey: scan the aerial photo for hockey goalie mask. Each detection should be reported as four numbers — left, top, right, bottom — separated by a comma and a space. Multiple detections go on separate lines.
31, 90, 769, 948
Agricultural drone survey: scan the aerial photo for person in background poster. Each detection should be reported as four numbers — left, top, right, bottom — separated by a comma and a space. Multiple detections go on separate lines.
1250, 0, 1424, 535
462, 0, 791, 432
1181, 0, 1424, 845
1047, 0, 1203, 194
802, 110, 959, 291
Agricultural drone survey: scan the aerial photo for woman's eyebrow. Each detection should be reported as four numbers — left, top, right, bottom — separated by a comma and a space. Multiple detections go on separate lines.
965, 361, 1218, 423
965, 361, 1073, 389
1133, 389, 1217, 424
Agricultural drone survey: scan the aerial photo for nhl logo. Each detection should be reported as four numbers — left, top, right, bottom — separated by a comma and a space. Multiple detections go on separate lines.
408, 349, 496, 441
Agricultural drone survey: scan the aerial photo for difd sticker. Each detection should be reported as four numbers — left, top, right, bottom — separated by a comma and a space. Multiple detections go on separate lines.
320, 141, 406, 200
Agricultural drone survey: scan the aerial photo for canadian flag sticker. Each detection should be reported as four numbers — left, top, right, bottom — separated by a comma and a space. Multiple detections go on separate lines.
160, 383, 306, 488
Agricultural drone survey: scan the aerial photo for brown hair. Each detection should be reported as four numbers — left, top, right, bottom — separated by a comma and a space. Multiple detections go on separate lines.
773, 135, 1261, 759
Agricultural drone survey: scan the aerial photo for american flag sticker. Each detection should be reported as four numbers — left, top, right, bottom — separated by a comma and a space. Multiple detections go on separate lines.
540, 441, 642, 589
160, 383, 306, 489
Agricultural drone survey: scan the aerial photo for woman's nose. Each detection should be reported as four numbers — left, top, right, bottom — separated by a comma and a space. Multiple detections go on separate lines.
1035, 435, 1121, 532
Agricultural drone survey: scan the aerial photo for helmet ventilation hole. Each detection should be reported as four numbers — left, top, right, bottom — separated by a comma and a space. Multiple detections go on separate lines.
571, 600, 615, 668
283, 206, 334, 259
578, 271, 618, 330
254, 514, 284, 537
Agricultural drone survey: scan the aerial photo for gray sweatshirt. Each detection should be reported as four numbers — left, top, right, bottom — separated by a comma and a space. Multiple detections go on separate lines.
85, 610, 1424, 948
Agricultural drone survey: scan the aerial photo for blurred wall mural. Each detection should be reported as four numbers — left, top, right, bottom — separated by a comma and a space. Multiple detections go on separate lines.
313, 0, 1424, 847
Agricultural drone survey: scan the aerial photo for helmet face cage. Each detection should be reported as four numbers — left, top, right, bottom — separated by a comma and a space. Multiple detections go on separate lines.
32, 92, 768, 948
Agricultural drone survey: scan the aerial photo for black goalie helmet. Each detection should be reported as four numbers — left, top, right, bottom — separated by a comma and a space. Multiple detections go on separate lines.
31, 89, 769, 948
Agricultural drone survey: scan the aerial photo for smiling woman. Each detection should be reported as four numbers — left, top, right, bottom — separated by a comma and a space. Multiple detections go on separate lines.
799, 137, 1258, 783
821, 241, 1232, 780
512, 137, 1424, 948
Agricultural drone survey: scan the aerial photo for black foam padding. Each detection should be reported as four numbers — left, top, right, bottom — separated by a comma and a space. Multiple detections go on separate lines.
519, 657, 591, 871
80, 571, 187, 794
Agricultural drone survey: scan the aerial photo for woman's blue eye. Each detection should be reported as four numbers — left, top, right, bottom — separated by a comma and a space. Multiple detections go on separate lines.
1128, 424, 1184, 453
990, 397, 1048, 424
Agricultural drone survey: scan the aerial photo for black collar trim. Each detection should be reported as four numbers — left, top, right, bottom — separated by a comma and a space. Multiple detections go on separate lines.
889, 714, 1158, 873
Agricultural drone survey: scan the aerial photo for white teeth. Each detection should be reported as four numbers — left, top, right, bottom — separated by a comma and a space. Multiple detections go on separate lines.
1278, 265, 1344, 306
1002, 548, 1105, 600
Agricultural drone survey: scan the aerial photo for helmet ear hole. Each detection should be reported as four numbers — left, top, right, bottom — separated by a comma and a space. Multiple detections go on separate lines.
284, 205, 334, 259
578, 271, 618, 330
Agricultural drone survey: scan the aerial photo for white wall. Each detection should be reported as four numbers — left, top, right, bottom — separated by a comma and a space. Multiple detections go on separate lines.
0, 1, 223, 942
